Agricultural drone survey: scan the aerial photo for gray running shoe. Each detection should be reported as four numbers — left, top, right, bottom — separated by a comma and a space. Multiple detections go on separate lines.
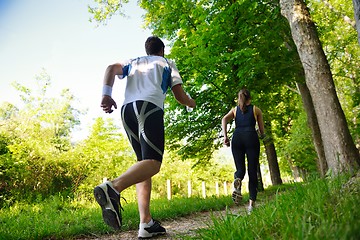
138, 220, 166, 239
247, 205, 254, 215
232, 178, 242, 205
94, 181, 122, 230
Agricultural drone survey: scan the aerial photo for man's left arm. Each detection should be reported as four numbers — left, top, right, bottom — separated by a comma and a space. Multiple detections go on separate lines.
171, 84, 196, 108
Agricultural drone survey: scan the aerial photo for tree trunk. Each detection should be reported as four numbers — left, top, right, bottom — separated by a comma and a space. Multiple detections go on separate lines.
296, 82, 328, 177
257, 164, 264, 192
280, 0, 360, 174
264, 141, 283, 185
353, 0, 360, 45
291, 162, 302, 182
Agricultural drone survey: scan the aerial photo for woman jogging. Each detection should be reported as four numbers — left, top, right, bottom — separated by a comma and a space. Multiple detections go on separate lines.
221, 88, 265, 214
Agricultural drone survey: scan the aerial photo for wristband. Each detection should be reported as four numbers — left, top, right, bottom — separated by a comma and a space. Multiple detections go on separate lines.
102, 85, 112, 96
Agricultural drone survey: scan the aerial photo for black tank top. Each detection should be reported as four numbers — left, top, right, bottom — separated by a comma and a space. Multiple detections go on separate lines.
235, 104, 256, 131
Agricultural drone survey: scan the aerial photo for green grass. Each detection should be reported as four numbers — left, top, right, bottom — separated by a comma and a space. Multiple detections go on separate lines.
0, 173, 359, 240
190, 173, 360, 240
0, 193, 232, 240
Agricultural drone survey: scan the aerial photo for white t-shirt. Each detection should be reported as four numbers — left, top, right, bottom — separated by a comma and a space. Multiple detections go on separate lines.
118, 55, 183, 109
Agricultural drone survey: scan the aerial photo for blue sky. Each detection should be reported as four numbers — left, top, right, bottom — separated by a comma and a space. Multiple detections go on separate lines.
0, 0, 154, 140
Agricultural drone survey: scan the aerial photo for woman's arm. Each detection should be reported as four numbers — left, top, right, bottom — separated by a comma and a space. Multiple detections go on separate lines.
222, 109, 235, 146
255, 106, 265, 137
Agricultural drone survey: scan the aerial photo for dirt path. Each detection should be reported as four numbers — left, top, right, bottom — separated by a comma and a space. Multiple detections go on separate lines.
78, 205, 247, 240
77, 173, 360, 240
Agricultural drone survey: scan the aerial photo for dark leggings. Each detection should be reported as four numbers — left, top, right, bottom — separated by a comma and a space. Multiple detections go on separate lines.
231, 130, 260, 201
121, 101, 164, 162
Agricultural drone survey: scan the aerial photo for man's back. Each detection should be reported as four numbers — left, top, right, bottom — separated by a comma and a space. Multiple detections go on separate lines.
121, 55, 182, 109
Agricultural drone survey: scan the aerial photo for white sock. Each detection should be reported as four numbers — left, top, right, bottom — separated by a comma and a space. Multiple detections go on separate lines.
140, 219, 154, 228
147, 219, 154, 226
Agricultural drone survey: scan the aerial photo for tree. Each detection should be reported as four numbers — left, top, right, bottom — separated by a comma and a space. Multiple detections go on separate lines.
280, 0, 360, 174
296, 82, 327, 176
308, 0, 360, 152
353, 0, 360, 45
141, 0, 305, 184
0, 70, 83, 204
88, 0, 360, 179
87, 0, 310, 184
88, 0, 130, 25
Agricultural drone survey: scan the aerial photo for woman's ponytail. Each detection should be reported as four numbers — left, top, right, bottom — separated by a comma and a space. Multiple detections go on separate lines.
237, 88, 251, 113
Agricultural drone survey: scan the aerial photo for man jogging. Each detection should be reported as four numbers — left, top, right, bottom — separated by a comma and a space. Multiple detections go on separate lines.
94, 36, 196, 239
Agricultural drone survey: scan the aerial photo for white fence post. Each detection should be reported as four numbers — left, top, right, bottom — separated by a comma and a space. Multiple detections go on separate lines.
187, 180, 192, 198
215, 181, 219, 196
202, 181, 206, 198
164, 179, 230, 199
167, 179, 172, 200
223, 181, 228, 195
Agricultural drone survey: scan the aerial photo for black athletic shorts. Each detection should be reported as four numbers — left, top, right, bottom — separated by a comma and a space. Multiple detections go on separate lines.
121, 100, 164, 162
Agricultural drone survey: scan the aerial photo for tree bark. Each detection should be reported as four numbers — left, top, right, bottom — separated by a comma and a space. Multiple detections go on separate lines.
264, 140, 283, 185
257, 164, 264, 191
353, 0, 360, 45
280, 0, 360, 174
296, 82, 328, 177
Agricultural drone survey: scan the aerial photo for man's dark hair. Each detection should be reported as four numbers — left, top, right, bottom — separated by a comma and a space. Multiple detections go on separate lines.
145, 36, 165, 55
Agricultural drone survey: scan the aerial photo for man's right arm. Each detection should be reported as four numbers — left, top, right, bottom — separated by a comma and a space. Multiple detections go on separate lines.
103, 63, 123, 87
101, 63, 123, 114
